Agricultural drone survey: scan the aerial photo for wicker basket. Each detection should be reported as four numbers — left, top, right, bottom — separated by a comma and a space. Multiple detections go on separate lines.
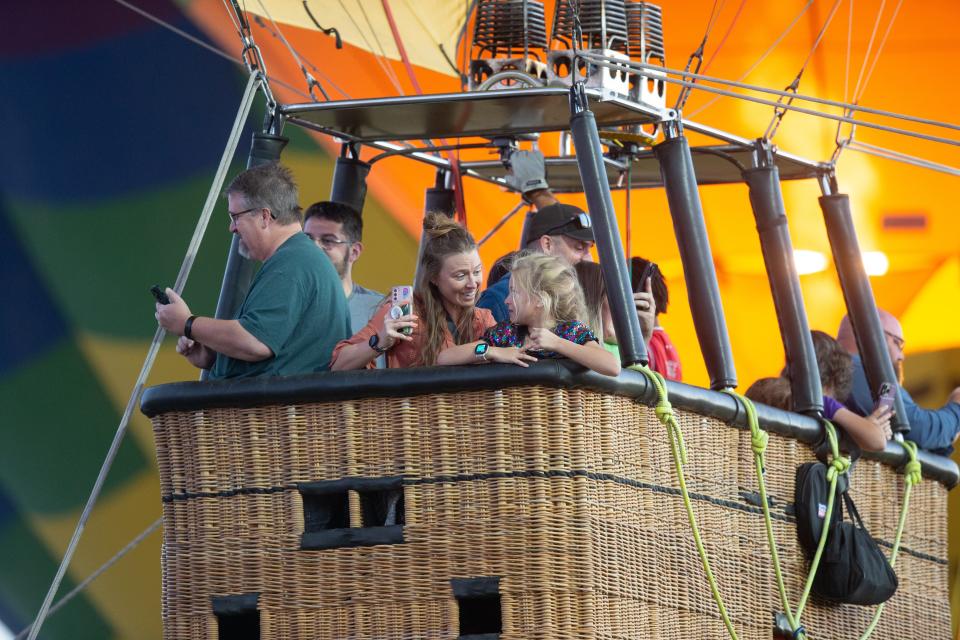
146, 372, 951, 639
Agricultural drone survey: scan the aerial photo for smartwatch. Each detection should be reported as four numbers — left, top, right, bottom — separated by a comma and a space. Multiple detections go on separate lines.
474, 342, 489, 361
369, 333, 390, 355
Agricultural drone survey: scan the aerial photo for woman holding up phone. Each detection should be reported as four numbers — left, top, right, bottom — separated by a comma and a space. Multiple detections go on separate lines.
330, 213, 500, 369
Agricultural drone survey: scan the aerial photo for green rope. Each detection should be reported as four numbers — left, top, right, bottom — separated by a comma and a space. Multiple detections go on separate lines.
795, 419, 850, 622
634, 368, 919, 640
722, 390, 801, 637
721, 392, 858, 640
631, 365, 738, 639
856, 439, 921, 640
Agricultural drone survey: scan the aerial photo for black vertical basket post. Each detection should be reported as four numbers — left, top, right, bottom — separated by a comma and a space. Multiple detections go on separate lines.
569, 84, 648, 367
818, 179, 909, 433
743, 140, 822, 416
653, 120, 737, 390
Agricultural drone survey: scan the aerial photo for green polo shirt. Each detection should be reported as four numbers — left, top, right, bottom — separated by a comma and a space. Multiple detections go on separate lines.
209, 233, 351, 379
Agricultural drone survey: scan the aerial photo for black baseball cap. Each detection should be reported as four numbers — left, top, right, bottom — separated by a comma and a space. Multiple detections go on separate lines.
523, 203, 595, 245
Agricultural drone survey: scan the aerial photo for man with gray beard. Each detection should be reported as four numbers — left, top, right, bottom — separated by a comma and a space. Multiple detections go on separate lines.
838, 309, 960, 453
156, 163, 350, 378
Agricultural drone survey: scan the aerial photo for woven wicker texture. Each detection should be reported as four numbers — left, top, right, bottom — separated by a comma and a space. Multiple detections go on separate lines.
151, 386, 950, 639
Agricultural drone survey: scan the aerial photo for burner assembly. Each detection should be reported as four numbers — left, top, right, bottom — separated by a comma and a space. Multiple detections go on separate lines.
468, 0, 666, 113
469, 0, 550, 90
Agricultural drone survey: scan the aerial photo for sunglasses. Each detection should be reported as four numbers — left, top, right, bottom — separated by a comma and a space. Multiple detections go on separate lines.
544, 212, 592, 237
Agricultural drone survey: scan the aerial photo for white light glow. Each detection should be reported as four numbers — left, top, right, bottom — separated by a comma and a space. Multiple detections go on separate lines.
793, 250, 829, 275
862, 251, 889, 276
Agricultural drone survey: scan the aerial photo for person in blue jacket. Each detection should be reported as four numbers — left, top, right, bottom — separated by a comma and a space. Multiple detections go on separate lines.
837, 310, 960, 454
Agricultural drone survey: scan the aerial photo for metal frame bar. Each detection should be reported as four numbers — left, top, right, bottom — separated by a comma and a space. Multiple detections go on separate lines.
569, 84, 648, 367
280, 86, 670, 143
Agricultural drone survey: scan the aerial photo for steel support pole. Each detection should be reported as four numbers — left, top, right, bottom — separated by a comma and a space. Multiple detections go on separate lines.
743, 140, 822, 416
653, 121, 737, 390
569, 85, 648, 367
818, 183, 909, 433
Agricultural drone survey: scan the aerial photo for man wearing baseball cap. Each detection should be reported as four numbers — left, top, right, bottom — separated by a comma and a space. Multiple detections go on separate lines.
477, 150, 596, 321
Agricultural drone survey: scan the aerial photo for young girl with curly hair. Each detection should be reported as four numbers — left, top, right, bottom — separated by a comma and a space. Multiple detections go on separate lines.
438, 252, 620, 376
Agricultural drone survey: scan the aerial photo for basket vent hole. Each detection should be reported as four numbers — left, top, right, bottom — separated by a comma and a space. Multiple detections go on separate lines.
217, 610, 259, 640
303, 491, 349, 531
452, 577, 502, 639
360, 488, 405, 527
212, 593, 260, 640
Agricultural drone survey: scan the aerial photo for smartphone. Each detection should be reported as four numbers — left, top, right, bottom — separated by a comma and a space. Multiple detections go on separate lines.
151, 284, 170, 305
633, 262, 657, 293
390, 285, 414, 335
876, 382, 896, 413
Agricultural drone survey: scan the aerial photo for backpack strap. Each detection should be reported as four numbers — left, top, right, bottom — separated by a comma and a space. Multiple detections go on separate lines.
841, 491, 867, 530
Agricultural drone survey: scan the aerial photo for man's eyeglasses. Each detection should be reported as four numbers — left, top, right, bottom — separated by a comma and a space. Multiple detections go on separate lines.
228, 207, 262, 223
884, 330, 905, 351
308, 233, 352, 250
544, 212, 592, 237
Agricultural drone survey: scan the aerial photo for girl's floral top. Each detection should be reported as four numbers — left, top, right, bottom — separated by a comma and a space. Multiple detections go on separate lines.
481, 320, 597, 358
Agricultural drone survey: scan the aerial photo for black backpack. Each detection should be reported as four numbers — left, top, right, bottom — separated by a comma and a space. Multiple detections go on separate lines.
794, 461, 898, 605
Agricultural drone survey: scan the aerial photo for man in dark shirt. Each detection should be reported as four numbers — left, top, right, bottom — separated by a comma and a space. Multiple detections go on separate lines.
837, 310, 960, 453
156, 163, 351, 378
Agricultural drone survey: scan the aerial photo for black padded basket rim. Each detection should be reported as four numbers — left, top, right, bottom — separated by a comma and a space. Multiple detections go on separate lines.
140, 359, 957, 487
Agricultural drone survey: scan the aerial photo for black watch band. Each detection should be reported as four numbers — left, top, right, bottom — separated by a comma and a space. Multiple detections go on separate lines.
369, 333, 389, 355
184, 315, 198, 340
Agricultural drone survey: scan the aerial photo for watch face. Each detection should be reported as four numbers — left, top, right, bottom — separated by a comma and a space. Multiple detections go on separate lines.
368, 333, 379, 349
474, 342, 489, 356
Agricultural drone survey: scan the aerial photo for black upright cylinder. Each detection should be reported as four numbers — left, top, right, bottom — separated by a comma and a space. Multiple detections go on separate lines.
653, 133, 737, 390
570, 103, 648, 366
425, 187, 456, 216
819, 193, 909, 433
330, 156, 371, 214
743, 160, 822, 416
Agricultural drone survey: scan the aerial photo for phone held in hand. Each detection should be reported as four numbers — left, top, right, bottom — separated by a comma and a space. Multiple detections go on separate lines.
634, 262, 657, 293
876, 381, 896, 413
390, 285, 414, 335
151, 284, 170, 305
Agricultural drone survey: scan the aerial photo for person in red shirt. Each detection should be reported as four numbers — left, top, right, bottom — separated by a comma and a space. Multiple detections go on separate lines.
630, 257, 682, 382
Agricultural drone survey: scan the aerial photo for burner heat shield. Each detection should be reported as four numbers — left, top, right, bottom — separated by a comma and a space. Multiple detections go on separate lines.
469, 0, 549, 91
626, 1, 666, 108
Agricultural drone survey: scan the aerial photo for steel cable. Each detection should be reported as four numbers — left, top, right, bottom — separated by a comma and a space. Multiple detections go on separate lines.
578, 52, 960, 145
14, 518, 163, 640
24, 71, 262, 640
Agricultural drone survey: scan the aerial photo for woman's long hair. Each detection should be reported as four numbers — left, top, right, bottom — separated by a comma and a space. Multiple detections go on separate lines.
510, 252, 586, 326
413, 213, 481, 366
574, 261, 606, 341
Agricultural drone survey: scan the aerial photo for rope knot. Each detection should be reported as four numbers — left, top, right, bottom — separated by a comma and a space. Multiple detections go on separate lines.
901, 440, 922, 486
751, 429, 769, 455
827, 455, 851, 481
655, 400, 674, 421
903, 459, 922, 486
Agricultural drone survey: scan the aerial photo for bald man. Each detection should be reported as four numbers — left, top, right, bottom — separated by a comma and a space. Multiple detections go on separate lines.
837, 310, 960, 453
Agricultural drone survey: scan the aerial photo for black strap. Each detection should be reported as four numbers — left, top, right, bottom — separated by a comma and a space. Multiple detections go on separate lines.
446, 315, 460, 343
842, 491, 866, 530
